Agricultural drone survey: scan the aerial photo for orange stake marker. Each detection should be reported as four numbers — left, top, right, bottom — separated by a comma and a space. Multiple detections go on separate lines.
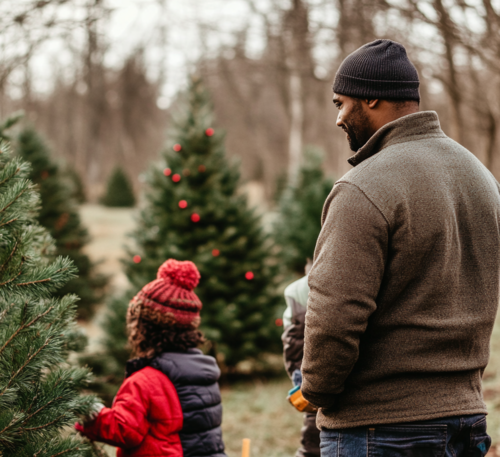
242, 438, 251, 457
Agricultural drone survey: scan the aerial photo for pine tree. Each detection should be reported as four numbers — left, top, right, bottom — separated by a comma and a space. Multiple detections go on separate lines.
0, 141, 99, 456
66, 166, 87, 204
100, 166, 136, 207
16, 128, 107, 320
123, 78, 282, 369
0, 112, 23, 142
274, 147, 334, 275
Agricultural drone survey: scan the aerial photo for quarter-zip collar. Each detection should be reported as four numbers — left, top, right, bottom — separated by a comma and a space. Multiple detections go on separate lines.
347, 111, 446, 167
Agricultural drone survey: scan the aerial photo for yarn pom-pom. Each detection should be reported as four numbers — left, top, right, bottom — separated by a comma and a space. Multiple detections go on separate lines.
157, 259, 200, 290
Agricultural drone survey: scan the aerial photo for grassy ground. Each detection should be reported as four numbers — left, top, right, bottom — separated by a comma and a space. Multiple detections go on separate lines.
220, 378, 303, 457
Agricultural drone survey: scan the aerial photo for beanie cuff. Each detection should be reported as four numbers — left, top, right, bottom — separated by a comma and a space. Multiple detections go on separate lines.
132, 293, 201, 329
333, 73, 420, 101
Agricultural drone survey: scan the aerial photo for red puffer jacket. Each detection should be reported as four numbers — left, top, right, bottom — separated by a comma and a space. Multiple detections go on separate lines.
79, 366, 183, 456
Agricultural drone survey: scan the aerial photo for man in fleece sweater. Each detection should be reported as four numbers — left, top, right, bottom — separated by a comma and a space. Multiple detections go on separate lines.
302, 39, 500, 456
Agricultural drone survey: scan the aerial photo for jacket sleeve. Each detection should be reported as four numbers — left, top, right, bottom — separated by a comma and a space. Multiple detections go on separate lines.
301, 182, 388, 408
80, 373, 150, 448
282, 296, 306, 379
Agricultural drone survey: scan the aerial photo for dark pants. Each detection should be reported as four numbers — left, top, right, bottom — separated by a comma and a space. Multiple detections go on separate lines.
296, 412, 321, 457
320, 414, 490, 457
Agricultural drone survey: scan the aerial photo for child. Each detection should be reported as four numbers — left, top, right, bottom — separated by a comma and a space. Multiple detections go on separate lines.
282, 260, 320, 457
76, 259, 227, 457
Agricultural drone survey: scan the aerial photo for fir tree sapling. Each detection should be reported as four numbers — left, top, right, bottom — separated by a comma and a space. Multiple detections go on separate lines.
100, 166, 136, 208
0, 142, 99, 457
123, 78, 283, 369
274, 147, 334, 275
16, 128, 107, 320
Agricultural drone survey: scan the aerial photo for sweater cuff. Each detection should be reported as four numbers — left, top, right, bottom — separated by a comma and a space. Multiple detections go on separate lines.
302, 383, 337, 409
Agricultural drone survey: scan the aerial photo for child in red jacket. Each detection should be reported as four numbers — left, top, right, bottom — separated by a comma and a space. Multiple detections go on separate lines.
77, 259, 226, 457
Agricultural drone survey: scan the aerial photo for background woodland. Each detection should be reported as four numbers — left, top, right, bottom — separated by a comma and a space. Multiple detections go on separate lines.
1, 0, 499, 201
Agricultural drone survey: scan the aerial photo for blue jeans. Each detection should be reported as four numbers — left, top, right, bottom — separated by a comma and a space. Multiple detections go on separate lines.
320, 414, 491, 456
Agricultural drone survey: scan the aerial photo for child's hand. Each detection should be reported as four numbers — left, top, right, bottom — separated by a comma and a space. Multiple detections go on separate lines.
76, 402, 105, 433
88, 402, 105, 422
75, 422, 86, 436
287, 386, 317, 413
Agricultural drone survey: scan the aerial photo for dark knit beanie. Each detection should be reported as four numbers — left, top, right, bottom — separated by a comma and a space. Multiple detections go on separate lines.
333, 39, 420, 102
130, 259, 202, 329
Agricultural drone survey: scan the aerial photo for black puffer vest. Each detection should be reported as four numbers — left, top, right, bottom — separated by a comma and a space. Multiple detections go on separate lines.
126, 349, 226, 457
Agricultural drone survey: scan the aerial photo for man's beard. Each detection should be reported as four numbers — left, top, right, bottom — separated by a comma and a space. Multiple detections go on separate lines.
341, 100, 372, 152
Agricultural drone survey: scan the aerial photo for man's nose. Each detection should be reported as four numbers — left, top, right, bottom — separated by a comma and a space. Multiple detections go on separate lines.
336, 111, 343, 127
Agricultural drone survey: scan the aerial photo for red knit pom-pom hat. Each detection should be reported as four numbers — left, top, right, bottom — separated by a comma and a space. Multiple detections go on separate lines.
130, 259, 202, 329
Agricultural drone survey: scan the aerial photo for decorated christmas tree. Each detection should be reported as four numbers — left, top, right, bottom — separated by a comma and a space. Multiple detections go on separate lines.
100, 166, 136, 207
16, 128, 107, 320
274, 147, 334, 275
123, 78, 282, 369
0, 141, 99, 456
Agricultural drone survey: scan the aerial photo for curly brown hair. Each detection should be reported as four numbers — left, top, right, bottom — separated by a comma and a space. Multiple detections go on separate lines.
127, 299, 206, 358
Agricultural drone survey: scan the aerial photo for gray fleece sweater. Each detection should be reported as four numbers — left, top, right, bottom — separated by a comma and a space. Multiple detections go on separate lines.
302, 111, 500, 429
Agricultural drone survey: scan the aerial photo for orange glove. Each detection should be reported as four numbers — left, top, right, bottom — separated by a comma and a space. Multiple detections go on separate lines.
287, 386, 317, 413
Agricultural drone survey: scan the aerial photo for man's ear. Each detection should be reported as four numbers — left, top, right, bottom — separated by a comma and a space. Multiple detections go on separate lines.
365, 99, 380, 109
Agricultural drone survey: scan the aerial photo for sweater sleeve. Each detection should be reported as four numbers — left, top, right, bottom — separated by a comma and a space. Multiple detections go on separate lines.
80, 372, 151, 448
301, 182, 388, 408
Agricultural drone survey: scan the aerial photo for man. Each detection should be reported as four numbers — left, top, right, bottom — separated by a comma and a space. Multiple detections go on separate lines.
302, 39, 500, 456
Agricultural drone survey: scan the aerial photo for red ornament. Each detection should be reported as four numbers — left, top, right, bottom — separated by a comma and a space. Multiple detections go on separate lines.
133, 255, 142, 264
183, 168, 191, 177
191, 213, 200, 223
212, 249, 220, 257
173, 144, 182, 152
179, 200, 188, 209
172, 174, 181, 182
198, 165, 206, 173
163, 168, 172, 177
275, 318, 283, 327
41, 171, 49, 180
245, 271, 254, 280
205, 128, 214, 137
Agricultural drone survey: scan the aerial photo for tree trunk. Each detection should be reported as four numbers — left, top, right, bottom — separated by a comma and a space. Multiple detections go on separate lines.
283, 0, 312, 186
288, 71, 303, 187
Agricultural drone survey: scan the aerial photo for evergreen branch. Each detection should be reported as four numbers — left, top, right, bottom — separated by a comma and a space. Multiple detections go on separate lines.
0, 239, 19, 277
0, 337, 52, 397
0, 186, 28, 219
21, 396, 63, 426
0, 393, 64, 440
16, 278, 52, 287
0, 257, 25, 287
16, 265, 73, 288
0, 166, 20, 189
2, 305, 54, 353
0, 302, 15, 323
0, 217, 18, 227
23, 413, 66, 431
49, 447, 82, 457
